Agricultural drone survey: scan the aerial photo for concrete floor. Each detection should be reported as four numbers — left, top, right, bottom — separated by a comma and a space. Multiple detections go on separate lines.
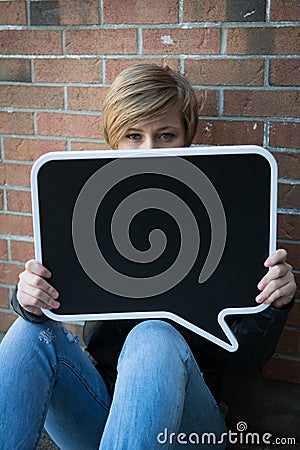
38, 431, 59, 450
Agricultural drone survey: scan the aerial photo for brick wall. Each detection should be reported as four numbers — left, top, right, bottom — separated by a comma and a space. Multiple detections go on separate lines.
0, 0, 299, 382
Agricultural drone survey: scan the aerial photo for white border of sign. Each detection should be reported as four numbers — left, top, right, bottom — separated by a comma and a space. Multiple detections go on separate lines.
31, 145, 278, 352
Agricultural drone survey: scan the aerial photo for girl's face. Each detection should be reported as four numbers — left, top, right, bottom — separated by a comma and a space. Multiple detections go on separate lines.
117, 108, 186, 150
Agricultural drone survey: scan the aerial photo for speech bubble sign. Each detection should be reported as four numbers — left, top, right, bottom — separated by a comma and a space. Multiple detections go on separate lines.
31, 146, 277, 352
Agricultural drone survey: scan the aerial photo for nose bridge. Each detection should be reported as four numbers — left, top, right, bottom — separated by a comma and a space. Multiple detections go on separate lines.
141, 134, 156, 149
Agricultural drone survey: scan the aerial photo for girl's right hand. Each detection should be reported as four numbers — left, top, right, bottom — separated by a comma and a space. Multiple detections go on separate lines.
17, 260, 60, 316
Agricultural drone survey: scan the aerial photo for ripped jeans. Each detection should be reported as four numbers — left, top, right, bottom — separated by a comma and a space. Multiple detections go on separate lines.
0, 318, 226, 450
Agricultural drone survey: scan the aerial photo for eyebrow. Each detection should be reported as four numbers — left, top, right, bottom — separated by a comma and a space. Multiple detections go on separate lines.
127, 126, 181, 132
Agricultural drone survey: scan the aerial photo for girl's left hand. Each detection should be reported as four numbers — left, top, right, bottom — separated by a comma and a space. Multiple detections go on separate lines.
256, 249, 297, 309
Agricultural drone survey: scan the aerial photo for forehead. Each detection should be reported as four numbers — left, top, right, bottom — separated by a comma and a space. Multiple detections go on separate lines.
130, 108, 184, 130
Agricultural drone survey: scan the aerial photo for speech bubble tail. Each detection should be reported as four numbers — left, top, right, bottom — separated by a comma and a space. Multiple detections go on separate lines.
217, 303, 270, 352
164, 311, 240, 352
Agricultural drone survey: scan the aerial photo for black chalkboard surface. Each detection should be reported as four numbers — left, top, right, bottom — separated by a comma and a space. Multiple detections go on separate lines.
31, 146, 277, 351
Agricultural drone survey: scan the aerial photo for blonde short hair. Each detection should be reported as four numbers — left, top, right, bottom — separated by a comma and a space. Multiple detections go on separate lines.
102, 64, 199, 149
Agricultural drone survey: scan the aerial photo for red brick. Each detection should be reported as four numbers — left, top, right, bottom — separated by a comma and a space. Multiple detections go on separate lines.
278, 183, 300, 212
7, 190, 32, 214
0, 312, 18, 334
183, 0, 226, 22
277, 214, 300, 240
270, 59, 300, 87
142, 28, 220, 55
262, 355, 300, 383
67, 87, 108, 111
0, 85, 64, 109
277, 241, 300, 271
0, 30, 62, 55
227, 27, 299, 55
0, 239, 8, 260
0, 262, 24, 285
185, 59, 264, 86
0, 286, 10, 309
0, 112, 33, 135
224, 90, 300, 118
103, 0, 178, 24
37, 113, 103, 139
10, 240, 35, 263
276, 328, 300, 355
270, 0, 300, 21
0, 214, 33, 237
269, 122, 300, 149
0, 1, 26, 25
71, 142, 109, 151
34, 58, 101, 84
287, 301, 300, 328
272, 152, 300, 179
30, 0, 99, 26
0, 59, 31, 82
193, 120, 264, 146
195, 90, 218, 116
105, 59, 179, 84
0, 189, 3, 210
60, 0, 99, 25
65, 29, 136, 55
0, 163, 32, 187
3, 138, 67, 162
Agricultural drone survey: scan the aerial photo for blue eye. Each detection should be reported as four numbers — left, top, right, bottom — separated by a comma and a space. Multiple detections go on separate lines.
158, 133, 175, 141
126, 133, 141, 140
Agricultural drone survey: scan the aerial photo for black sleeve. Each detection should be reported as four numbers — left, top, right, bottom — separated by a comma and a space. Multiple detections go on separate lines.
223, 298, 295, 370
11, 286, 49, 324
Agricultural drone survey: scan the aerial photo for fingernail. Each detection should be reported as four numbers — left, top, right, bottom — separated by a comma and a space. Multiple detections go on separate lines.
52, 291, 59, 299
256, 294, 263, 303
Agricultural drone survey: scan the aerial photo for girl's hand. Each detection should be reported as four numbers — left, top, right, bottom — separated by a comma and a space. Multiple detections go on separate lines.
17, 260, 60, 316
256, 249, 297, 309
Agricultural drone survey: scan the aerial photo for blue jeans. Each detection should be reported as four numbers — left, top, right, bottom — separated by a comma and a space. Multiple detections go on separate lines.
0, 318, 227, 449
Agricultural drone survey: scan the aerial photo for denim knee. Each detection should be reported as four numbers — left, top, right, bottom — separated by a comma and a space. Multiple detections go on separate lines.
125, 320, 180, 347
1, 318, 79, 361
5, 317, 54, 342
118, 320, 191, 369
